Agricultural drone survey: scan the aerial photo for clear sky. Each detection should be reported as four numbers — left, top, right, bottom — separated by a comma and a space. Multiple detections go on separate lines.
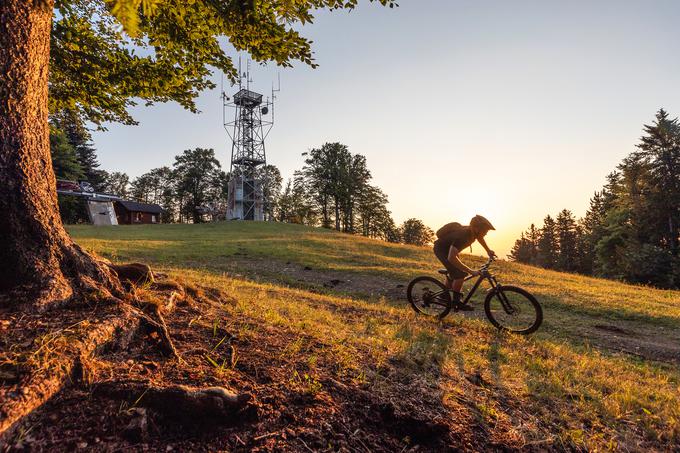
91, 0, 680, 256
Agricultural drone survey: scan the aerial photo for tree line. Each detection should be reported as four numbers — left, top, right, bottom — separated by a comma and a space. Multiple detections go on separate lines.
50, 111, 229, 224
50, 116, 435, 246
510, 109, 680, 288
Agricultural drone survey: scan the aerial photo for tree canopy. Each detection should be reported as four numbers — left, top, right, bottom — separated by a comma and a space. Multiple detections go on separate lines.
510, 109, 680, 288
51, 0, 396, 126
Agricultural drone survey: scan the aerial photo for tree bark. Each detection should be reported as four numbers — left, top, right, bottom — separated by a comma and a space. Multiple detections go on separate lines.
0, 0, 119, 306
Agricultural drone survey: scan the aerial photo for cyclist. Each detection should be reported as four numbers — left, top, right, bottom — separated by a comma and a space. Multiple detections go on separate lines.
433, 215, 497, 310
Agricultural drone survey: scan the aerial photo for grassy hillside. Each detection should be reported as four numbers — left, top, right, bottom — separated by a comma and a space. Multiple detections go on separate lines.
61, 222, 680, 450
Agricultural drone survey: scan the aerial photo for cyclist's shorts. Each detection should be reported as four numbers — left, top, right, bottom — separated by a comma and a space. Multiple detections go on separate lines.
433, 240, 468, 279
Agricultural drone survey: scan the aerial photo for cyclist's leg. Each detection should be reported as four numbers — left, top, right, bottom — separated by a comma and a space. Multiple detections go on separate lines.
433, 241, 457, 289
448, 267, 473, 310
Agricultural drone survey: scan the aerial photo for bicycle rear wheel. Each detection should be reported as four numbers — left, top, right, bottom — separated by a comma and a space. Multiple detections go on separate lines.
484, 285, 542, 334
406, 276, 452, 319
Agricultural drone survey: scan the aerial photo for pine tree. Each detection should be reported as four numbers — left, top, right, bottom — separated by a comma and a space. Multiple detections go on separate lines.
526, 224, 540, 265
537, 215, 558, 269
595, 207, 633, 280
510, 223, 541, 265
51, 110, 106, 191
636, 108, 680, 255
556, 209, 579, 272
509, 232, 533, 263
579, 191, 607, 274
50, 127, 88, 224
50, 127, 84, 182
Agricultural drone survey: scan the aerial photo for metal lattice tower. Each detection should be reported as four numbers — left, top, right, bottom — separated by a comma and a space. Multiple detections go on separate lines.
223, 62, 277, 220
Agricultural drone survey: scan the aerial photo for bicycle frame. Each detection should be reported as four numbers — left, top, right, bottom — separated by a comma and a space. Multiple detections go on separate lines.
448, 260, 516, 314
459, 272, 489, 304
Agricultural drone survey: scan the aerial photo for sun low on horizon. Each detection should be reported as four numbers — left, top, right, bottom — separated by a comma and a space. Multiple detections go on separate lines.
91, 0, 680, 258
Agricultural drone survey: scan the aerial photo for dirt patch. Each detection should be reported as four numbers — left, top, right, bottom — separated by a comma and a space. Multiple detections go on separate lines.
584, 321, 680, 365
593, 324, 632, 335
220, 256, 409, 301
4, 288, 493, 452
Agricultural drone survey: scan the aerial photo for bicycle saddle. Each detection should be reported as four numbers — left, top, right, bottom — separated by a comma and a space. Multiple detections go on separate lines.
437, 269, 449, 275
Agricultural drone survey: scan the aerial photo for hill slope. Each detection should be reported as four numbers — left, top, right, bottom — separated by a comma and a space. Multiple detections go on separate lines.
9, 222, 680, 450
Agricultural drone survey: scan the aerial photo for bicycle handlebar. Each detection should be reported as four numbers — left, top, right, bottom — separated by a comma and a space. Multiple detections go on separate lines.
479, 256, 496, 271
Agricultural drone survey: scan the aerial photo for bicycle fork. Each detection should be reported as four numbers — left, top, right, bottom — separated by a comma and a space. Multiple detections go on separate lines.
486, 276, 516, 315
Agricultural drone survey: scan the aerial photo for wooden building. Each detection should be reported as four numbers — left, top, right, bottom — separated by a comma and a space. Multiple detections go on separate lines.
114, 200, 163, 225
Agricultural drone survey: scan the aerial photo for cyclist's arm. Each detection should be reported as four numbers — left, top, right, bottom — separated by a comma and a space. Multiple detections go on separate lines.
477, 236, 496, 258
447, 246, 475, 274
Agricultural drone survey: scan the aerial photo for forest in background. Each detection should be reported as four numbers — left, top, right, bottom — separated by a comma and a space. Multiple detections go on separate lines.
50, 112, 435, 247
510, 109, 680, 288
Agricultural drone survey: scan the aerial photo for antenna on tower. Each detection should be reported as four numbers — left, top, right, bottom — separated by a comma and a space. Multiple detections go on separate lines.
270, 73, 281, 125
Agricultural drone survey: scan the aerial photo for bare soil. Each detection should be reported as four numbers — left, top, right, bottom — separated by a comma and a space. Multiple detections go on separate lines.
2, 281, 490, 452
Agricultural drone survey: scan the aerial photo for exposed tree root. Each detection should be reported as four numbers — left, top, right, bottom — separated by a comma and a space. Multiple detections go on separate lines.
133, 305, 181, 361
107, 262, 155, 288
94, 380, 252, 425
0, 267, 215, 445
0, 301, 139, 440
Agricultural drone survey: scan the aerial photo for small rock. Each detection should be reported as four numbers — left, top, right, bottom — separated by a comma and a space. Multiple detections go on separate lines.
166, 446, 174, 452
304, 266, 312, 271
77, 442, 88, 449
123, 408, 148, 443
396, 284, 404, 288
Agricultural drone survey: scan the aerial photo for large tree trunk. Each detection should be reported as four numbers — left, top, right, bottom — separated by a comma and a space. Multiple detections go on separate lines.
0, 0, 119, 307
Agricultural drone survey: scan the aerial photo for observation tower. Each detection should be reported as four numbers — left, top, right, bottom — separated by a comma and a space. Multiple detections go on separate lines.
222, 62, 278, 220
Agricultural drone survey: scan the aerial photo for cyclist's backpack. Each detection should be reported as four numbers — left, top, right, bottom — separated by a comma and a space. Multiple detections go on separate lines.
436, 222, 463, 239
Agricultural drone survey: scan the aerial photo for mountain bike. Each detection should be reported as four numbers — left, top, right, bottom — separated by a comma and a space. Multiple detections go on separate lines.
406, 258, 543, 335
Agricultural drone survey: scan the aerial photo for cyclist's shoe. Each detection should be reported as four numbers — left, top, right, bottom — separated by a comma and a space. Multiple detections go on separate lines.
452, 291, 474, 311
453, 302, 474, 311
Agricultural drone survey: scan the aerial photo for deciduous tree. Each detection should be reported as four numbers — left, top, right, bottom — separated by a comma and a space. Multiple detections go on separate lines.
0, 0, 394, 303
102, 171, 130, 198
400, 218, 434, 246
173, 148, 224, 224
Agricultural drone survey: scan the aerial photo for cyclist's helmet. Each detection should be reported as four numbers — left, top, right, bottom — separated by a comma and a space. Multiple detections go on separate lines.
470, 215, 495, 231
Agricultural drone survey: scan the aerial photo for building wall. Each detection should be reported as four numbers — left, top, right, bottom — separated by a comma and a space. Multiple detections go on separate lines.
114, 206, 160, 225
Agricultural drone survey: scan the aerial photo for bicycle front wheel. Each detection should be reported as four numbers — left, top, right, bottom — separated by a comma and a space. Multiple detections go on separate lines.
484, 285, 542, 334
406, 276, 452, 319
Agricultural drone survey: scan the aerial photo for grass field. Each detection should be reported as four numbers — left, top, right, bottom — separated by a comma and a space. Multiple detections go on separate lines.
67, 221, 680, 450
